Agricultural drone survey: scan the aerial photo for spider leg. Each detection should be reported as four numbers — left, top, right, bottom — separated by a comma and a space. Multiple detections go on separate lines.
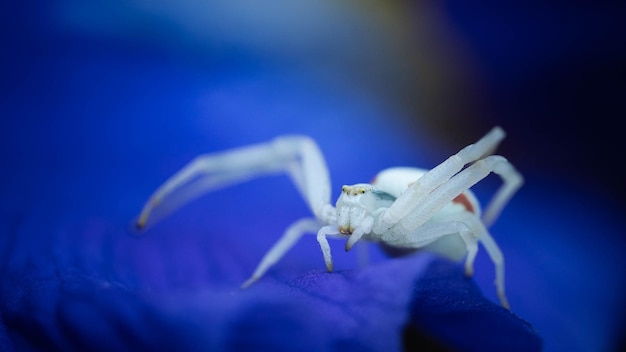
316, 225, 344, 272
241, 218, 321, 288
394, 213, 509, 308
387, 217, 478, 277
379, 127, 506, 230
137, 136, 334, 229
480, 162, 523, 228
344, 216, 374, 251
476, 222, 509, 309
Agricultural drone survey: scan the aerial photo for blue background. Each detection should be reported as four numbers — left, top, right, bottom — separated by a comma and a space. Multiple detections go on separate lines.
2, 1, 625, 351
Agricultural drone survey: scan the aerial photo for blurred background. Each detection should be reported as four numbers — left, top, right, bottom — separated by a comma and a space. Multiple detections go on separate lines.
1, 1, 625, 351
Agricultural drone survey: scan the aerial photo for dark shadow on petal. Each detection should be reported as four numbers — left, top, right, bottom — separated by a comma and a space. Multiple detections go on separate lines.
403, 324, 453, 352
403, 259, 542, 352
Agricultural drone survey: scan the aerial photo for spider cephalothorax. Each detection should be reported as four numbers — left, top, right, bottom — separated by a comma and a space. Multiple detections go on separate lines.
336, 184, 394, 235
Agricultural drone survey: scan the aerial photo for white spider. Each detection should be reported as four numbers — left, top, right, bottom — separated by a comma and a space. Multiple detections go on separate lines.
137, 127, 523, 308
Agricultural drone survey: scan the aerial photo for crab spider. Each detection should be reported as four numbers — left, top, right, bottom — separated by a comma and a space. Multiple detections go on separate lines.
137, 127, 523, 308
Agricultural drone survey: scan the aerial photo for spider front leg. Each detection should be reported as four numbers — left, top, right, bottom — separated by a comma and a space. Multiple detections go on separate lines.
241, 218, 321, 288
244, 222, 348, 288
316, 226, 344, 272
137, 135, 334, 229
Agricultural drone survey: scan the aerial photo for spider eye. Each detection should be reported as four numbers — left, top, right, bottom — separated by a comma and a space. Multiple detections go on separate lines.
342, 186, 348, 193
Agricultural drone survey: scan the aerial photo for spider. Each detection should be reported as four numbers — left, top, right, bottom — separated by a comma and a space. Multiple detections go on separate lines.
136, 127, 523, 308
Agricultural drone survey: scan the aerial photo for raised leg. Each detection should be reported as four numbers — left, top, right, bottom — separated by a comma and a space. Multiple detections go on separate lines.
481, 162, 524, 228
137, 135, 334, 229
241, 218, 321, 288
379, 127, 506, 230
397, 155, 520, 232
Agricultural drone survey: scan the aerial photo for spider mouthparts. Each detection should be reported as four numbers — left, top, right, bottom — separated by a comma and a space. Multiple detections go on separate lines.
338, 226, 353, 235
